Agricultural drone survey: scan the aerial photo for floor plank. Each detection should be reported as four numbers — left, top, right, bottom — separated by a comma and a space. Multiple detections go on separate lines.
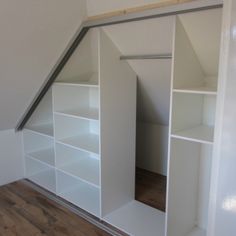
135, 168, 166, 212
0, 182, 111, 236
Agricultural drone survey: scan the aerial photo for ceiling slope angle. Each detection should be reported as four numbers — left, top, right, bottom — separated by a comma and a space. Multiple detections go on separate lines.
0, 0, 87, 131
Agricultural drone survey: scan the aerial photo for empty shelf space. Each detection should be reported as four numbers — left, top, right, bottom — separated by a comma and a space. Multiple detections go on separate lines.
59, 158, 100, 187
61, 185, 100, 217
104, 200, 165, 236
55, 73, 99, 87
27, 148, 55, 166
26, 123, 54, 137
186, 227, 206, 236
173, 87, 217, 95
26, 157, 56, 193
57, 134, 99, 154
171, 125, 214, 144
28, 169, 56, 194
54, 107, 99, 121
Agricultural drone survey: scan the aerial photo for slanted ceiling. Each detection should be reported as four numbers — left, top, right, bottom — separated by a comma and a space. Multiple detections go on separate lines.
0, 0, 86, 130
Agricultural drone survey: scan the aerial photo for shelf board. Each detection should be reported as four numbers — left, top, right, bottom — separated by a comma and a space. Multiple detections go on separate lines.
59, 158, 100, 187
54, 81, 99, 88
171, 125, 214, 145
187, 227, 206, 236
104, 200, 165, 236
57, 133, 99, 155
173, 87, 217, 95
27, 148, 55, 166
26, 123, 54, 138
59, 182, 100, 217
54, 107, 99, 121
27, 169, 56, 193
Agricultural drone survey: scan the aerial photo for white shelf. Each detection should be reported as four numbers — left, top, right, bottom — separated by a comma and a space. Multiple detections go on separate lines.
171, 125, 214, 144
57, 133, 99, 155
26, 123, 54, 137
60, 184, 100, 217
186, 227, 206, 236
27, 148, 55, 166
173, 87, 217, 95
59, 158, 100, 187
54, 107, 99, 121
54, 81, 99, 88
104, 200, 165, 236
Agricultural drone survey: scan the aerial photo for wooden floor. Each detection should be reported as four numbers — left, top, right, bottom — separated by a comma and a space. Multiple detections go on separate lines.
135, 168, 167, 212
0, 181, 111, 236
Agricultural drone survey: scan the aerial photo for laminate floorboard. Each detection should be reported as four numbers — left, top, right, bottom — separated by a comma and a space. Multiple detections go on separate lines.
135, 168, 166, 212
0, 181, 111, 236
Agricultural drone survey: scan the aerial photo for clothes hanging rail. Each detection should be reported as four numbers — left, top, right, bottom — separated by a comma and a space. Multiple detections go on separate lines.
120, 54, 172, 60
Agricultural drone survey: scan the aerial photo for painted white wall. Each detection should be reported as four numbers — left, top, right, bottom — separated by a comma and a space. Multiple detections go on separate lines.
0, 129, 24, 186
0, 0, 87, 131
86, 0, 170, 16
136, 123, 169, 175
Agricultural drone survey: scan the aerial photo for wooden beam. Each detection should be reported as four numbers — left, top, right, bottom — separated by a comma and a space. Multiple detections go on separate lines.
87, 0, 197, 21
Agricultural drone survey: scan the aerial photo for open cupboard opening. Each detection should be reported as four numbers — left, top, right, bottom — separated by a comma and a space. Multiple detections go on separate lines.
22, 6, 223, 236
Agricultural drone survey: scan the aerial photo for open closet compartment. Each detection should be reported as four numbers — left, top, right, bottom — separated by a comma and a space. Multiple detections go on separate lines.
55, 29, 99, 86
101, 15, 175, 236
167, 8, 222, 236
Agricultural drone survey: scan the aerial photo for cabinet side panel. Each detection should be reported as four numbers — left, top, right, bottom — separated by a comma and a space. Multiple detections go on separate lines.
167, 138, 200, 236
99, 29, 137, 217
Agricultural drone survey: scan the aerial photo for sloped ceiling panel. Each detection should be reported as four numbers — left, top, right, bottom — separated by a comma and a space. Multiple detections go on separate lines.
0, 0, 86, 130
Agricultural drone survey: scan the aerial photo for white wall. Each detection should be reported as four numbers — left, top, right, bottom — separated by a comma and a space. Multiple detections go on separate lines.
136, 123, 169, 175
0, 130, 24, 186
87, 0, 170, 16
0, 0, 87, 131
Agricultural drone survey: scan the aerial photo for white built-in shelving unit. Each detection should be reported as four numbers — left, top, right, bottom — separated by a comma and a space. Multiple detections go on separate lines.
23, 28, 137, 219
166, 9, 222, 236
23, 7, 223, 236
